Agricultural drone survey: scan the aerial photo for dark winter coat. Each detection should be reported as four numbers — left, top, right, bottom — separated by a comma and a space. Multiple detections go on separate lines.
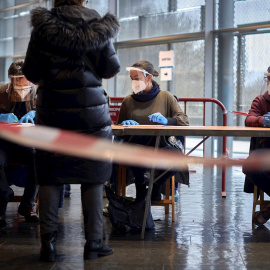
243, 91, 270, 193
22, 5, 120, 185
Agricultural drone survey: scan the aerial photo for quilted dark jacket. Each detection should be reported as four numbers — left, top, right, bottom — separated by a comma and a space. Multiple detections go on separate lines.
22, 5, 120, 185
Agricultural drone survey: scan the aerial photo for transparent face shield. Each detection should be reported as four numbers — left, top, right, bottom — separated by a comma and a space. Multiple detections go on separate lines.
8, 75, 34, 102
120, 67, 151, 96
259, 72, 270, 95
265, 72, 270, 95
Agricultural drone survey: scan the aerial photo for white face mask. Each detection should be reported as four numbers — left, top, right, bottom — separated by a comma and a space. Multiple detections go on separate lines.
132, 80, 147, 94
13, 85, 31, 99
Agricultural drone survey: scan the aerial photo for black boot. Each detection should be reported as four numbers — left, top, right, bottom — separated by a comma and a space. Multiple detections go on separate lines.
151, 184, 162, 203
40, 231, 57, 262
18, 204, 39, 223
0, 188, 14, 216
0, 215, 6, 231
64, 184, 71, 198
84, 239, 114, 260
135, 183, 146, 200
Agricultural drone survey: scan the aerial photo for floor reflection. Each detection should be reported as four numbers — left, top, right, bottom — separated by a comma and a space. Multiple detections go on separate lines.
1, 164, 270, 269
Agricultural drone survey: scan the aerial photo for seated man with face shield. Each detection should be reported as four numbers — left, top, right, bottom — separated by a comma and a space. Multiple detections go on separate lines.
116, 60, 189, 202
0, 59, 38, 225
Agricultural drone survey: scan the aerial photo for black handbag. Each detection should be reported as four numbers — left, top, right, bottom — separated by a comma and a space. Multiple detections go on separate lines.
105, 185, 155, 232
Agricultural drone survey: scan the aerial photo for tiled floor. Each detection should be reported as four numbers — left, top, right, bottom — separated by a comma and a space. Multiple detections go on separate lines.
1, 164, 270, 269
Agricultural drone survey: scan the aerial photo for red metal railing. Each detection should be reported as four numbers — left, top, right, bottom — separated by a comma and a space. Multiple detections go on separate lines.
110, 97, 228, 196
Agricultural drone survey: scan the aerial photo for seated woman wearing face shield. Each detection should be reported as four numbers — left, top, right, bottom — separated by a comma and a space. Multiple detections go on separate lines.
116, 60, 189, 202
0, 59, 38, 225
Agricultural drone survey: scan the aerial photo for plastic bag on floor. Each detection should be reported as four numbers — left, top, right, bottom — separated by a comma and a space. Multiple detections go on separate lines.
105, 186, 155, 232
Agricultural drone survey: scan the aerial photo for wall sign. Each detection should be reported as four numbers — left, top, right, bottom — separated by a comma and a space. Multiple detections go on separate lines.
159, 50, 174, 81
159, 50, 174, 68
160, 67, 172, 81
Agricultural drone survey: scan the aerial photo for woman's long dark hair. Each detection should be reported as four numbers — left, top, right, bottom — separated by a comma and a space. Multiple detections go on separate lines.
54, 0, 84, 7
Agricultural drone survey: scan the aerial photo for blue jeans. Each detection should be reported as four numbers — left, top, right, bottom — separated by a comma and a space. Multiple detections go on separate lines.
130, 146, 179, 187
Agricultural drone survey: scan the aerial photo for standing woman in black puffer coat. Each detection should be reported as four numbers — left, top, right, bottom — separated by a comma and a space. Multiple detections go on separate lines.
22, 0, 120, 262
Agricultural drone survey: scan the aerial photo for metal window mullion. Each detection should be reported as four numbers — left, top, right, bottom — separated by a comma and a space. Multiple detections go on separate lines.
169, 0, 177, 12
0, 0, 40, 12
213, 23, 270, 34
236, 34, 246, 126
115, 32, 205, 50
204, 0, 215, 157
107, 0, 117, 97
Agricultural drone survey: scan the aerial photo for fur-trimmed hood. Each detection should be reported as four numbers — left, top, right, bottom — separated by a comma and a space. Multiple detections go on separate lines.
30, 5, 120, 55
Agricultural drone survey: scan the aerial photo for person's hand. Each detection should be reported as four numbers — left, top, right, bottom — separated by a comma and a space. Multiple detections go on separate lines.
148, 112, 168, 125
120, 120, 139, 125
0, 113, 19, 123
262, 112, 270, 127
19, 110, 35, 124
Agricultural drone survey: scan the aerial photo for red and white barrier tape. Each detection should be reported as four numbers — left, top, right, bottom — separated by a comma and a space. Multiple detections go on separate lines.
0, 122, 266, 170
227, 110, 248, 116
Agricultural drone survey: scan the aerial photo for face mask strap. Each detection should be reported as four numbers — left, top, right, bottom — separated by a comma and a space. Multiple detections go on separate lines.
10, 75, 25, 78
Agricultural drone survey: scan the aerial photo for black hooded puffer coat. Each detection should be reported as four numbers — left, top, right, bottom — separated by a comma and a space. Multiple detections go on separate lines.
22, 5, 120, 185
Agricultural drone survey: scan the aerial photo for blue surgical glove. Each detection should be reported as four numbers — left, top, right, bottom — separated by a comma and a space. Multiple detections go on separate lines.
120, 120, 139, 125
0, 113, 19, 123
19, 110, 36, 124
148, 112, 168, 125
263, 112, 270, 127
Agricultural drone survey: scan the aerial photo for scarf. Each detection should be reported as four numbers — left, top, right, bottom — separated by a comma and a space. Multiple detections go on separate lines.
131, 82, 160, 102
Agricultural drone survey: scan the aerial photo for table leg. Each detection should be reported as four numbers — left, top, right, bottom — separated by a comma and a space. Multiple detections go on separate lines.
140, 135, 160, 240
222, 164, 226, 197
222, 136, 227, 197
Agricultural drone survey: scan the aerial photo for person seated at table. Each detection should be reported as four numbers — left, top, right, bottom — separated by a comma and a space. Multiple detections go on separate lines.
243, 66, 270, 225
116, 60, 189, 202
0, 59, 39, 225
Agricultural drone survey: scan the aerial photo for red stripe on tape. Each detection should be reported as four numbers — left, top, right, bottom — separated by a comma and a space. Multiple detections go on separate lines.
53, 130, 99, 148
0, 122, 22, 134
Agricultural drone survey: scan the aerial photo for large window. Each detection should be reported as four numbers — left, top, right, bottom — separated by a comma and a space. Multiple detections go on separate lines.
1, 0, 270, 156
0, 0, 110, 84
236, 33, 270, 119
116, 45, 168, 97
0, 1, 44, 84
171, 40, 204, 98
214, 0, 270, 128
118, 0, 205, 41
85, 0, 109, 15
